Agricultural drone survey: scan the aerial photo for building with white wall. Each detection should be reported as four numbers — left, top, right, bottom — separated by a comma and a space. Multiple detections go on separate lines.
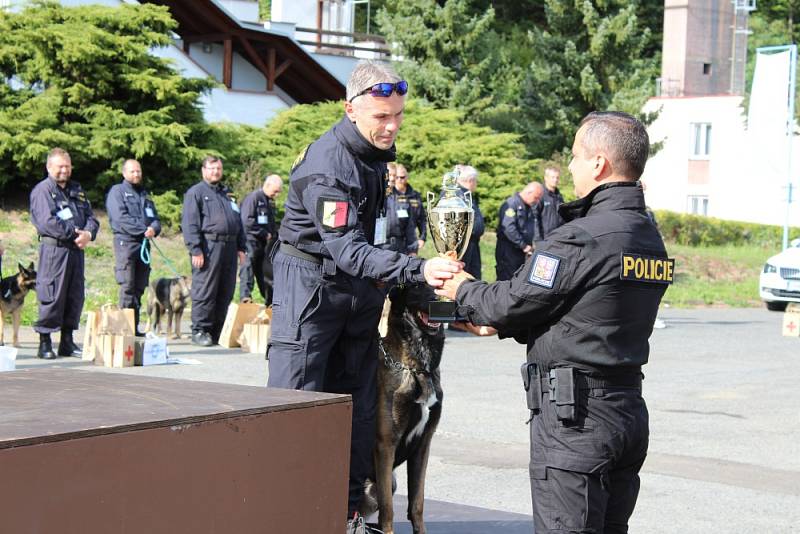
641, 0, 800, 227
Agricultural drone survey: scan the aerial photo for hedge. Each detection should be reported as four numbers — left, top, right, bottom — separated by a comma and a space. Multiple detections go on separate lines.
655, 210, 799, 248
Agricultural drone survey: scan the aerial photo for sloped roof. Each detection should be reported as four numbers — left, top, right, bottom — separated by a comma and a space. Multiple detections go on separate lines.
141, 0, 345, 103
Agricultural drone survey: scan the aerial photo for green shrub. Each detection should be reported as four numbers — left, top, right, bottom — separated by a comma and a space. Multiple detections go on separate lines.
655, 210, 799, 248
151, 190, 182, 235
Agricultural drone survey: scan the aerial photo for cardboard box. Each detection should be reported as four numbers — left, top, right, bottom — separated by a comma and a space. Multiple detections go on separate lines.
96, 335, 143, 368
140, 336, 168, 366
241, 323, 270, 354
219, 303, 264, 348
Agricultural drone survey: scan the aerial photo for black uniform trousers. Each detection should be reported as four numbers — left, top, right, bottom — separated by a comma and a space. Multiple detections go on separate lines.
191, 239, 238, 340
238, 239, 276, 305
113, 238, 150, 330
34, 244, 84, 334
462, 236, 482, 279
530, 384, 648, 533
495, 236, 526, 281
267, 250, 384, 515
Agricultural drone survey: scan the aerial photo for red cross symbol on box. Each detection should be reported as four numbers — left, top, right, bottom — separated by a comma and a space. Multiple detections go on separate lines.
787, 321, 797, 334
125, 345, 133, 362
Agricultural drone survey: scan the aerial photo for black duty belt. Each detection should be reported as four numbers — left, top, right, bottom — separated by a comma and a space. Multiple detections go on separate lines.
279, 242, 322, 265
39, 236, 79, 249
541, 372, 642, 391
204, 233, 236, 243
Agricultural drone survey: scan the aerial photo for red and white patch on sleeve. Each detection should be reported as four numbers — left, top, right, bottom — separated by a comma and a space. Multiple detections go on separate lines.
321, 200, 348, 229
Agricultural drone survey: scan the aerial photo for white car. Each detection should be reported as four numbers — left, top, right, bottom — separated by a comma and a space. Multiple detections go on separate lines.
760, 238, 800, 311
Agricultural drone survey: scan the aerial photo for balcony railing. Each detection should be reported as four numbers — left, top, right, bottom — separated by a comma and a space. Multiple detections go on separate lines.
295, 26, 391, 59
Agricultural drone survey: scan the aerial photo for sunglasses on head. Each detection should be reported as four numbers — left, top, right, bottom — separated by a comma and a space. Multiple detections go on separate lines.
349, 80, 408, 102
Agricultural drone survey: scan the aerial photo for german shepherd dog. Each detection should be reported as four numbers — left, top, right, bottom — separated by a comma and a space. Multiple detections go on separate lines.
359, 283, 445, 534
0, 262, 37, 347
145, 276, 191, 339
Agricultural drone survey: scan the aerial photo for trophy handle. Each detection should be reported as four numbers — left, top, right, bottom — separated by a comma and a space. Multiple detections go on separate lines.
427, 191, 436, 214
464, 191, 473, 209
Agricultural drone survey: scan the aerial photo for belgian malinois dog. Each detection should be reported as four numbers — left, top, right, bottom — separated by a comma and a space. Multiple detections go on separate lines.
0, 262, 37, 347
145, 276, 191, 339
359, 283, 445, 534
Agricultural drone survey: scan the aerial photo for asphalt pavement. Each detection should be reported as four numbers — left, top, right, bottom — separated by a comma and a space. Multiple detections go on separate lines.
5, 307, 800, 533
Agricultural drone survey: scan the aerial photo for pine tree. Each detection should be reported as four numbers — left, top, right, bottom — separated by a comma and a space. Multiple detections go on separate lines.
517, 0, 659, 157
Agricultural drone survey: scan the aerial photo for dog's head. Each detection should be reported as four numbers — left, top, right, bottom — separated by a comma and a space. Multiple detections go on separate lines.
16, 262, 36, 291
388, 283, 443, 336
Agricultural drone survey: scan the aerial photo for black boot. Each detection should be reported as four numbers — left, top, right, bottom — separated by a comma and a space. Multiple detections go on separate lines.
57, 329, 82, 357
37, 334, 57, 360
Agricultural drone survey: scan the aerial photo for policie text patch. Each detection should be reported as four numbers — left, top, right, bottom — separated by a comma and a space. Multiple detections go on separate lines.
620, 252, 675, 284
318, 197, 349, 231
527, 252, 561, 288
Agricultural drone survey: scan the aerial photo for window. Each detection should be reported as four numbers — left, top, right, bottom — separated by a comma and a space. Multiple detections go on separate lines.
703, 63, 712, 75
690, 123, 711, 158
688, 195, 709, 216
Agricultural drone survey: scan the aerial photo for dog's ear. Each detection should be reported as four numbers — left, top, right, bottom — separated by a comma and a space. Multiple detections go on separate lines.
27, 262, 35, 272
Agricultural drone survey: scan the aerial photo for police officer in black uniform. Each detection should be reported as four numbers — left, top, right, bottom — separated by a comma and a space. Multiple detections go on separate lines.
266, 61, 460, 533
30, 148, 100, 359
455, 165, 485, 278
395, 163, 427, 252
239, 174, 282, 304
380, 166, 418, 255
495, 182, 544, 281
106, 159, 161, 334
438, 112, 673, 534
182, 156, 246, 346
538, 166, 566, 238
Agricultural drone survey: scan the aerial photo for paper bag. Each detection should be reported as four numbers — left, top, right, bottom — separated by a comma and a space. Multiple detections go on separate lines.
82, 311, 102, 361
98, 305, 136, 336
241, 323, 270, 354
218, 303, 264, 348
140, 336, 168, 366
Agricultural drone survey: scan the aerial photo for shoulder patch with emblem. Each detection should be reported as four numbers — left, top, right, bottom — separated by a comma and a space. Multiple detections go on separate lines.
292, 145, 310, 172
505, 207, 515, 218
620, 252, 674, 284
527, 252, 561, 288
318, 196, 349, 231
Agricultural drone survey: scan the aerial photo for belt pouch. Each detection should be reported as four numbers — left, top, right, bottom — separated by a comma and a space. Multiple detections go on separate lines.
520, 362, 541, 412
552, 368, 577, 422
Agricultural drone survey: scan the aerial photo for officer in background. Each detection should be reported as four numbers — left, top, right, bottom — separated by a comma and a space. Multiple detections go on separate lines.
380, 164, 419, 255
267, 60, 460, 532
455, 165, 485, 278
30, 148, 99, 359
395, 164, 427, 251
106, 159, 161, 334
182, 156, 246, 347
537, 166, 565, 238
239, 174, 283, 304
438, 112, 672, 534
495, 182, 544, 281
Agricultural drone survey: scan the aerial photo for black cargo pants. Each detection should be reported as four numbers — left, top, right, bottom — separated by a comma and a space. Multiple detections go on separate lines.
267, 250, 384, 516
113, 238, 150, 330
190, 239, 238, 341
34, 243, 84, 334
529, 381, 649, 533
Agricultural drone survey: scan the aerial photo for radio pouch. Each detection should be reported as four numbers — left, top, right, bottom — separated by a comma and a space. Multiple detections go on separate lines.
520, 362, 542, 412
551, 368, 577, 423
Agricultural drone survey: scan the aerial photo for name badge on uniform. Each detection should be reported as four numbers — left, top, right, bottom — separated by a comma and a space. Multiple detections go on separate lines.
145, 207, 155, 218
257, 215, 268, 225
230, 200, 240, 213
56, 207, 74, 221
374, 216, 388, 245
397, 209, 409, 219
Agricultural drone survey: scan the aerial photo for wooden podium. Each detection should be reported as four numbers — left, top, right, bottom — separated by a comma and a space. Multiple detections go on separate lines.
0, 368, 352, 534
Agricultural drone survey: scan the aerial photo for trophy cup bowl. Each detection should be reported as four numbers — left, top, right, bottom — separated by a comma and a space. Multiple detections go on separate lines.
426, 170, 474, 322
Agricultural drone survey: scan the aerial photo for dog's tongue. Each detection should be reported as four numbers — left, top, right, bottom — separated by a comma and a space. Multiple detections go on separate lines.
418, 311, 441, 329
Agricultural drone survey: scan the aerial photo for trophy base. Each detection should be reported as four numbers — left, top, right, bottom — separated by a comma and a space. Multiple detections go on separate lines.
428, 300, 461, 323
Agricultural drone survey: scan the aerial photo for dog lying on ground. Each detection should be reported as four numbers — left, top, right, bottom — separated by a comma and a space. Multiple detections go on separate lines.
145, 276, 191, 339
359, 283, 445, 534
0, 262, 37, 347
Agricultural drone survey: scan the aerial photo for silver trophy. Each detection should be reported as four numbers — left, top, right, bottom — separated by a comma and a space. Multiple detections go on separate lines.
426, 168, 475, 321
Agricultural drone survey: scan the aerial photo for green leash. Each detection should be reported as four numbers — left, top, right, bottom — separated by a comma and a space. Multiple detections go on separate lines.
140, 237, 182, 278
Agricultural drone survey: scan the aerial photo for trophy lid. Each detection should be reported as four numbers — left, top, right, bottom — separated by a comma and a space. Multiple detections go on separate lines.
435, 167, 471, 210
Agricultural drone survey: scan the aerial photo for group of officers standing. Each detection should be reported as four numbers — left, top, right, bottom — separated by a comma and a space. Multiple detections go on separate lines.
28, 150, 283, 357
25, 59, 671, 534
